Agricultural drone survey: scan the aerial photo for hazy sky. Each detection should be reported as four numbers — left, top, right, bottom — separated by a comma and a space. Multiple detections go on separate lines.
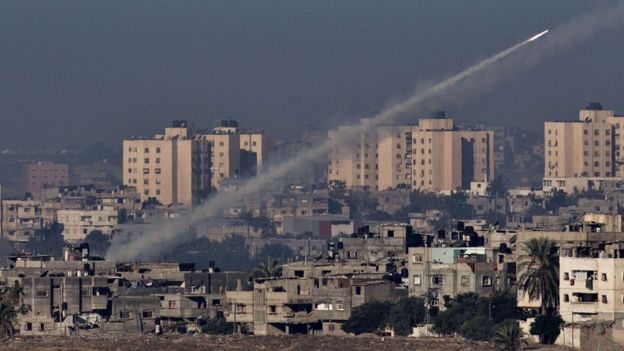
1, 1, 623, 148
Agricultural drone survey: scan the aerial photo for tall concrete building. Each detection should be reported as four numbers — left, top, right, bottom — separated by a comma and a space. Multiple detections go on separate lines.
328, 114, 494, 193
240, 132, 268, 172
25, 162, 69, 197
377, 125, 412, 190
123, 121, 211, 207
196, 120, 268, 187
327, 120, 379, 190
544, 103, 624, 181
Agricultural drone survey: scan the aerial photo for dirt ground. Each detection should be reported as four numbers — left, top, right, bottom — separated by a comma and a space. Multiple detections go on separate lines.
0, 334, 507, 351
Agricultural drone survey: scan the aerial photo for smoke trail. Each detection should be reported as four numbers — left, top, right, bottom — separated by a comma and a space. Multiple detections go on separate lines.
107, 1, 624, 261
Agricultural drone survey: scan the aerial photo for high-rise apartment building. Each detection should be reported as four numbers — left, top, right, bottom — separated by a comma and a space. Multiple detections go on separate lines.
195, 120, 268, 187
328, 114, 494, 193
328, 121, 379, 190
544, 103, 624, 181
122, 121, 211, 207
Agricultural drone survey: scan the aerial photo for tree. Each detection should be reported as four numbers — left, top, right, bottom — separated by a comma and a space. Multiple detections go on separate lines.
488, 176, 507, 196
328, 198, 343, 214
0, 303, 16, 340
387, 297, 426, 336
432, 292, 524, 341
342, 301, 392, 335
255, 244, 294, 267
530, 313, 563, 344
492, 320, 525, 351
201, 316, 233, 335
85, 230, 110, 257
329, 180, 347, 199
545, 190, 576, 212
26, 222, 65, 258
517, 238, 559, 314
251, 256, 282, 280
459, 315, 494, 341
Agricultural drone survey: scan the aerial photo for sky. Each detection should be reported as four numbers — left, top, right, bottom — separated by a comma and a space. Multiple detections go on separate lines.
1, 1, 623, 149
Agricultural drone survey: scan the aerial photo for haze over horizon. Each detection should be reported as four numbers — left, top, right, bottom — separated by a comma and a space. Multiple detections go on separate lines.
1, 0, 623, 148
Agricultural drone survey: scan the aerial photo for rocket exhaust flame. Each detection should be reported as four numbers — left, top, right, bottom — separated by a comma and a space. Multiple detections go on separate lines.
528, 29, 550, 42
107, 0, 624, 261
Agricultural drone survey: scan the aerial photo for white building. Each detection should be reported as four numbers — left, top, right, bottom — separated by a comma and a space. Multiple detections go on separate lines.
57, 208, 119, 242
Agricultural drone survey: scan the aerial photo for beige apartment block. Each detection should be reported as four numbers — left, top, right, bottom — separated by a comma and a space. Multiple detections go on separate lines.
123, 121, 211, 207
377, 125, 413, 190
328, 121, 379, 190
240, 132, 268, 172
544, 103, 624, 180
558, 251, 624, 344
197, 132, 240, 188
57, 208, 119, 242
1, 200, 43, 242
560, 255, 624, 324
328, 115, 494, 193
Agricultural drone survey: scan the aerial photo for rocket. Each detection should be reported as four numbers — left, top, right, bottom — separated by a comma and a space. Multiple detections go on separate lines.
527, 26, 555, 42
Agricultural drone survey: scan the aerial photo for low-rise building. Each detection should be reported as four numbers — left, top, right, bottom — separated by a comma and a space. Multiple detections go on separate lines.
57, 207, 119, 242
407, 247, 497, 305
1, 200, 44, 242
225, 275, 405, 335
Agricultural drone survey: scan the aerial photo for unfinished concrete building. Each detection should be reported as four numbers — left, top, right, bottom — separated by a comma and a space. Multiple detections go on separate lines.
225, 275, 405, 335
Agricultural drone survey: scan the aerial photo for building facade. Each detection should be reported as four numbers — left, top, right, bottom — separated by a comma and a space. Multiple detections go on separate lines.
25, 162, 69, 198
544, 103, 624, 180
123, 121, 212, 207
328, 114, 494, 193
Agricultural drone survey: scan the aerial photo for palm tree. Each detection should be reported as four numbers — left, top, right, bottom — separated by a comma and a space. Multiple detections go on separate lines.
0, 303, 17, 341
491, 320, 525, 351
517, 238, 559, 314
252, 256, 282, 280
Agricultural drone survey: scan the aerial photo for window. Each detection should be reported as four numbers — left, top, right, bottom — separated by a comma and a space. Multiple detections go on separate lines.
482, 276, 492, 287
602, 295, 608, 303
355, 286, 362, 295
412, 254, 422, 263
144, 147, 149, 153
156, 147, 161, 153
144, 158, 149, 164
39, 323, 45, 331
26, 323, 32, 331
143, 310, 153, 318
119, 311, 131, 319
413, 275, 422, 285
155, 168, 161, 174
336, 302, 346, 311
36, 290, 48, 297
461, 275, 469, 286
236, 304, 245, 313
563, 294, 569, 302
602, 273, 608, 281
168, 301, 177, 308
269, 305, 277, 314
563, 272, 569, 280
81, 288, 91, 296
432, 275, 444, 285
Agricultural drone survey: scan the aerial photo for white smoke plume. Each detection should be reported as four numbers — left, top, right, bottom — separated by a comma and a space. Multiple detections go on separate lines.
107, 1, 624, 261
